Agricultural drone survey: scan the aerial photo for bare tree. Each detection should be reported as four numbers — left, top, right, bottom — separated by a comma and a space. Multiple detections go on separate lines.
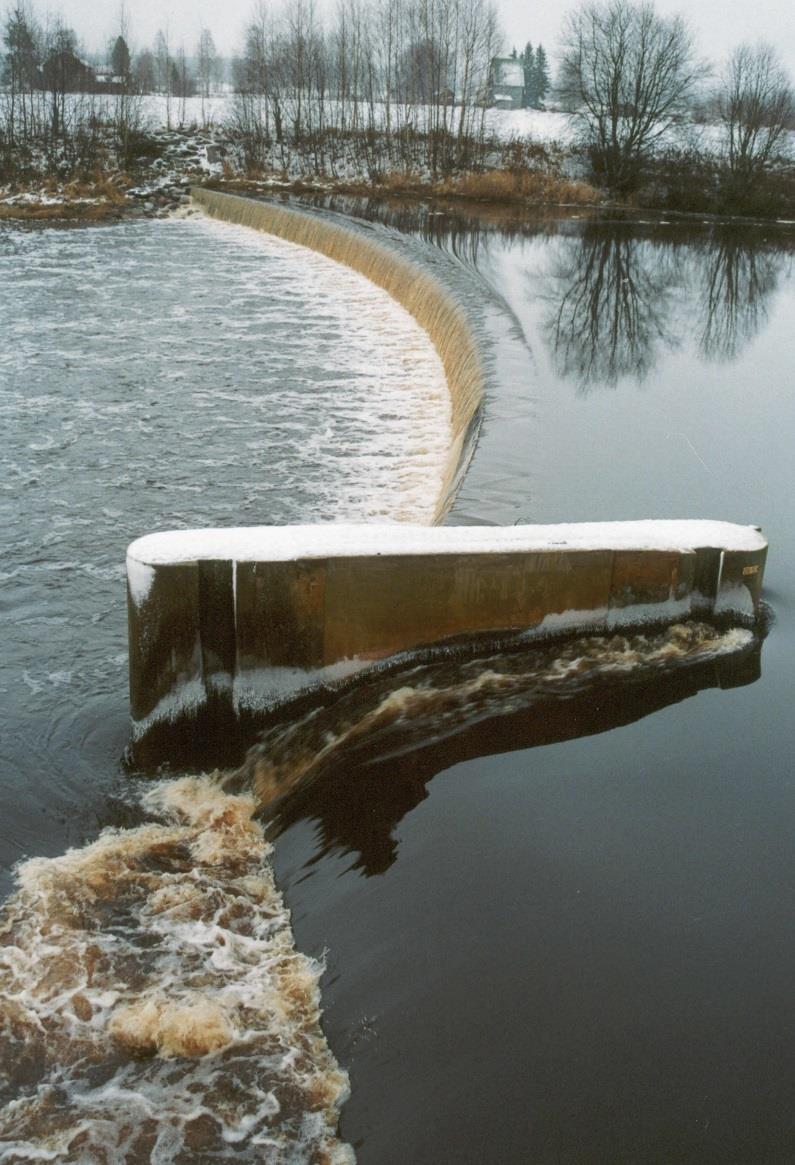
197, 28, 217, 126
228, 0, 501, 181
133, 48, 156, 93
558, 0, 699, 192
113, 4, 142, 168
174, 45, 191, 125
717, 43, 793, 193
1, 3, 41, 162
154, 26, 172, 128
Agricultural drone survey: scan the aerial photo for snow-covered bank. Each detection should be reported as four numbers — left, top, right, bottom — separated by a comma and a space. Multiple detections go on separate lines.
2, 92, 792, 222
131, 94, 794, 157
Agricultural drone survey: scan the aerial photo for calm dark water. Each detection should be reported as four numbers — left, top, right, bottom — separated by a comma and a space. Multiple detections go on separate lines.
2, 202, 794, 1162
270, 204, 795, 1163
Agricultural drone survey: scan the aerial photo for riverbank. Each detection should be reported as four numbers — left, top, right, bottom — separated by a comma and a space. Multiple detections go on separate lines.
3, 122, 793, 224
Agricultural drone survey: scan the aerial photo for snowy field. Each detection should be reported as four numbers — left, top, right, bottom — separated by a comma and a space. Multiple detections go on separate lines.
130, 94, 794, 157
129, 93, 577, 145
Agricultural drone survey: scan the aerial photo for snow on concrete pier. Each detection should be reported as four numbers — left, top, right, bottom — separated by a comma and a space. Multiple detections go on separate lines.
127, 521, 767, 759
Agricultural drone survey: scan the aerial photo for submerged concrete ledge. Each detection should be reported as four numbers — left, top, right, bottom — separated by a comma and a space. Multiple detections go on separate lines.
190, 188, 484, 521
127, 521, 767, 755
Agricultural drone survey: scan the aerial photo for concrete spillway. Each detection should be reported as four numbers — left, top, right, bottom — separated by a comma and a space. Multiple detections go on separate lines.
126, 193, 768, 761
190, 188, 484, 522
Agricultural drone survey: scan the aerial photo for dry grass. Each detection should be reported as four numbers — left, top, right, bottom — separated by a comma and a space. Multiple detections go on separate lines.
204, 165, 602, 210
0, 171, 132, 220
377, 171, 430, 195
432, 168, 602, 205
0, 199, 124, 222
63, 174, 129, 204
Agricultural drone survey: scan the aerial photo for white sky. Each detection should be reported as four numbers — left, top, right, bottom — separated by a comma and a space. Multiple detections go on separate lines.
46, 0, 795, 77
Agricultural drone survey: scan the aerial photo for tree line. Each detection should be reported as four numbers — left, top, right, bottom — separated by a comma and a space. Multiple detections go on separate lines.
0, 2, 228, 173
0, 0, 792, 212
557, 0, 793, 201
229, 0, 502, 178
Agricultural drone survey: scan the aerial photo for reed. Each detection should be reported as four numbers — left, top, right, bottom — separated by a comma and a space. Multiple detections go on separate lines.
190, 187, 485, 522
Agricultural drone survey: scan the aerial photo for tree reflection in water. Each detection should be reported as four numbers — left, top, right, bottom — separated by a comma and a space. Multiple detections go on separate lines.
543, 227, 681, 390
696, 230, 783, 362
294, 193, 791, 389
542, 223, 792, 390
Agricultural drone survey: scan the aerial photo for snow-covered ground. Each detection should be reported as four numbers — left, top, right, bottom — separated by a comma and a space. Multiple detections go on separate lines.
134, 95, 576, 145
131, 94, 793, 157
135, 95, 576, 147
1, 91, 790, 209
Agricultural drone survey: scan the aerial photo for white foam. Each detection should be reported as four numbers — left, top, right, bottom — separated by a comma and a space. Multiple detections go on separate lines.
0, 777, 354, 1162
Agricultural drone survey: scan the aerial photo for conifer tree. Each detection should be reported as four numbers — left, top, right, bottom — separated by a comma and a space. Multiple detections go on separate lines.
522, 42, 535, 107
111, 34, 131, 79
534, 43, 549, 104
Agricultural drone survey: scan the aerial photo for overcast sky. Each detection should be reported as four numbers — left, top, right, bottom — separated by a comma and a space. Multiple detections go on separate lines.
49, 0, 795, 77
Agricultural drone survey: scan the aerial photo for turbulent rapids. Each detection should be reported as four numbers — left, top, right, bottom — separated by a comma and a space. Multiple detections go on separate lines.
0, 618, 759, 1162
0, 780, 352, 1164
234, 621, 758, 812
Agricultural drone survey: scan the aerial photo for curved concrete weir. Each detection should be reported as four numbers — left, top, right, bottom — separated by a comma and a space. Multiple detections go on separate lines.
127, 193, 769, 760
191, 188, 484, 520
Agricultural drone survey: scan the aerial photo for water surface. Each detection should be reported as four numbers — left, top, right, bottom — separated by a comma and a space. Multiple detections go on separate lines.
0, 212, 448, 895
2, 202, 793, 1163
270, 202, 795, 1164
0, 211, 451, 1161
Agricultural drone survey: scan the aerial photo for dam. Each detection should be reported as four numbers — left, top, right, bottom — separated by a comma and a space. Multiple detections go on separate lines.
127, 191, 768, 762
2, 199, 790, 1164
127, 519, 766, 762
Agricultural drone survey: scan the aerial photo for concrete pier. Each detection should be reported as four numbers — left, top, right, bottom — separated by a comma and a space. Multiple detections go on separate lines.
127, 522, 767, 758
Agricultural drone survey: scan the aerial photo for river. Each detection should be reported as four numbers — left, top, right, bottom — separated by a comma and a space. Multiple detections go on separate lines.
270, 200, 795, 1165
1, 201, 793, 1163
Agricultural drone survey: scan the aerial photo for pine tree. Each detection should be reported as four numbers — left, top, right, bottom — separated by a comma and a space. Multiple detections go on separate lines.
111, 34, 131, 79
534, 44, 550, 105
522, 42, 536, 107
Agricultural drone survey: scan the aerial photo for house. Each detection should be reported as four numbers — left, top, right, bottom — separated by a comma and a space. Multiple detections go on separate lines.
39, 48, 96, 93
487, 58, 524, 110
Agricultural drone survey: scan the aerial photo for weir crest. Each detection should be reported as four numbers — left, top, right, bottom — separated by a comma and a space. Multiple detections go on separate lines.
127, 193, 769, 762
190, 187, 487, 521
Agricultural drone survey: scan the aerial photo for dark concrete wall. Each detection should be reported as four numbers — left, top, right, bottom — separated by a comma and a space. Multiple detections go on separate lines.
128, 533, 767, 760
